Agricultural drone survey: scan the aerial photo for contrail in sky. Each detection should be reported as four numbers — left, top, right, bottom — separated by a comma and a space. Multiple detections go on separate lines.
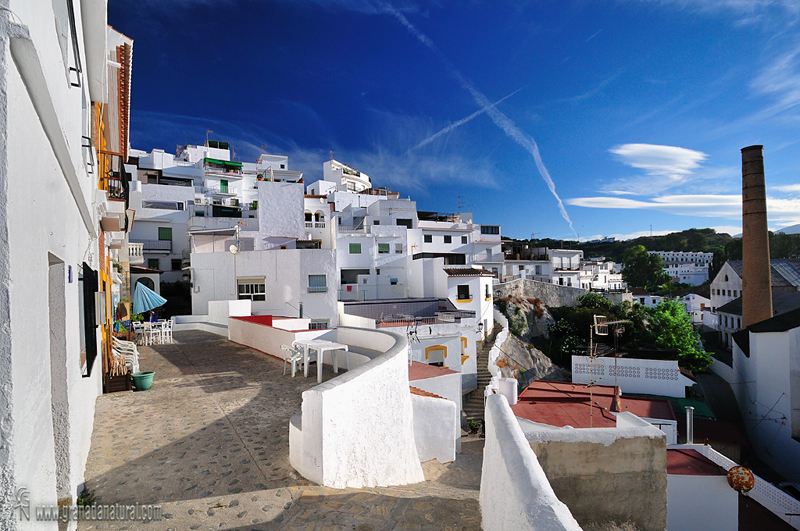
407, 88, 523, 153
382, 3, 577, 236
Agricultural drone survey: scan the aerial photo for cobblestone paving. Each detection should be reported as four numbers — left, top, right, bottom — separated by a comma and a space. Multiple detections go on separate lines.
79, 331, 482, 531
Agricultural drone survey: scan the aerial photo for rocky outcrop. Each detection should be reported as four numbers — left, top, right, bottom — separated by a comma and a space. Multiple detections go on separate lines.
494, 279, 585, 308
495, 334, 566, 383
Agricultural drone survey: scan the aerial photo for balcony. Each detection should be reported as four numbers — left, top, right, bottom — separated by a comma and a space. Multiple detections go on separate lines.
133, 240, 172, 253
305, 222, 326, 229
128, 242, 144, 265
338, 225, 370, 234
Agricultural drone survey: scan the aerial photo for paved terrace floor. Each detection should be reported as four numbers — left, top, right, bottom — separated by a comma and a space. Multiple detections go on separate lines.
79, 331, 482, 531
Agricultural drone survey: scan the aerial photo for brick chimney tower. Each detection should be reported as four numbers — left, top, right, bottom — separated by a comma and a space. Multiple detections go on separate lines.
741, 145, 772, 327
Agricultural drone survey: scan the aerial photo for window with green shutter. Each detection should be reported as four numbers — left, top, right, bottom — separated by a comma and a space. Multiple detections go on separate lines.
349, 243, 361, 254
158, 227, 172, 241
378, 243, 390, 254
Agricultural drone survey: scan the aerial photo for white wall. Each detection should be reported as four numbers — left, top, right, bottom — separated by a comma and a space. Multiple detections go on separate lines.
666, 474, 737, 531
411, 394, 457, 463
294, 327, 425, 488
256, 181, 305, 245
481, 395, 582, 531
410, 371, 462, 453
3, 0, 105, 515
571, 355, 694, 398
190, 248, 338, 326
207, 299, 251, 324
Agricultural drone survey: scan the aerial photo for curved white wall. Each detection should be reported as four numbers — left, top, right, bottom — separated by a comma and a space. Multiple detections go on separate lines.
481, 394, 581, 531
293, 327, 424, 489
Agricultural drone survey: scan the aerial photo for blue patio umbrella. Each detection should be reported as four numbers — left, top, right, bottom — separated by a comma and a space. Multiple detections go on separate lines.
133, 282, 168, 315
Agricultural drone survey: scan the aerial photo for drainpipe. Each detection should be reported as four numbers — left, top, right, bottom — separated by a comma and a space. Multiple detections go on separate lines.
685, 406, 694, 444
299, 302, 303, 319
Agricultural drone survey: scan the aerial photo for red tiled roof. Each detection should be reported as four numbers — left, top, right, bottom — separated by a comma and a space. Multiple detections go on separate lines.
667, 449, 727, 476
510, 380, 675, 429
408, 361, 458, 381
409, 386, 446, 400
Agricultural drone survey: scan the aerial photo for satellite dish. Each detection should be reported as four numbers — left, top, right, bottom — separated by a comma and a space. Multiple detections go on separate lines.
229, 245, 238, 255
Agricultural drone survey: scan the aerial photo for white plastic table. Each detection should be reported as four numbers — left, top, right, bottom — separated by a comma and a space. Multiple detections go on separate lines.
292, 339, 350, 383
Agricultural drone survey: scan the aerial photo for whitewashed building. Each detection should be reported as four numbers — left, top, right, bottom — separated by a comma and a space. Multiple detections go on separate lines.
680, 293, 714, 326
501, 247, 583, 287
648, 250, 713, 266
1, 3, 134, 518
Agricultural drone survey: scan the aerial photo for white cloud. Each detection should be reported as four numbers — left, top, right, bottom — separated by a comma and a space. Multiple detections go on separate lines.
751, 44, 800, 117
567, 193, 800, 225
773, 184, 800, 193
604, 143, 708, 194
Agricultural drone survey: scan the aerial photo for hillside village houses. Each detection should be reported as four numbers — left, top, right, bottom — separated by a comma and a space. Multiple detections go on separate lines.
13, 1, 797, 527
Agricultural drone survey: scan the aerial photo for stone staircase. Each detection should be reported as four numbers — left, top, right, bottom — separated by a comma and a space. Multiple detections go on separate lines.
462, 323, 503, 422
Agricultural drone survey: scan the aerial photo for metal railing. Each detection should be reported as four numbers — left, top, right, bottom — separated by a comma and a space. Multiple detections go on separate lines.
133, 240, 172, 252
338, 225, 369, 234
307, 286, 328, 293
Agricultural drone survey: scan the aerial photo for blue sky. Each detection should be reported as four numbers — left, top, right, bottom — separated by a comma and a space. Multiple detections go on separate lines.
109, 0, 800, 241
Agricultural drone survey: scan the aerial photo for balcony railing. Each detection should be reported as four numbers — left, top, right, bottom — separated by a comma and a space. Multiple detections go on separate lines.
338, 225, 370, 234
128, 242, 144, 263
134, 240, 172, 253
305, 222, 326, 228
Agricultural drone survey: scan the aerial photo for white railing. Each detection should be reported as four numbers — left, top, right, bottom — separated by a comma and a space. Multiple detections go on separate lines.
685, 444, 800, 529
128, 242, 144, 264
305, 222, 326, 228
338, 225, 370, 234
572, 355, 692, 398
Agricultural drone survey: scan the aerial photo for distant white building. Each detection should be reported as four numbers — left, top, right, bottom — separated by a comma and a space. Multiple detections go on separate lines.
579, 260, 625, 291
665, 263, 709, 286
648, 250, 713, 266
501, 247, 583, 288
680, 293, 715, 326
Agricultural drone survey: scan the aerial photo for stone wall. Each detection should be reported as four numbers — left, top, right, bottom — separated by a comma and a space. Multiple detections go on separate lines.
494, 279, 586, 308
521, 414, 668, 531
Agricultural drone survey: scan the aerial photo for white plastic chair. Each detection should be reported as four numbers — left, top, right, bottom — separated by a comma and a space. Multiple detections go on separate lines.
132, 321, 145, 345
161, 318, 174, 344
112, 337, 140, 374
281, 344, 304, 377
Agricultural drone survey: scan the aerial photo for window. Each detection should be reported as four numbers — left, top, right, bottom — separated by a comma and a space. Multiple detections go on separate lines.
485, 284, 490, 299
308, 275, 327, 293
309, 320, 328, 330
395, 243, 403, 254
424, 234, 432, 243
171, 259, 181, 271
220, 179, 228, 194
480, 225, 500, 235
147, 258, 159, 270
733, 290, 738, 297
390, 277, 399, 285
378, 243, 390, 254
728, 290, 731, 297
462, 236, 468, 244
457, 285, 471, 300
737, 318, 741, 329
238, 279, 265, 301
396, 219, 413, 229
158, 227, 172, 241
373, 220, 380, 226
724, 316, 728, 327
349, 243, 361, 254
444, 235, 452, 244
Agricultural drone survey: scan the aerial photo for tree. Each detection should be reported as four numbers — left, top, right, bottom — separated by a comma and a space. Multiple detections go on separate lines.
577, 292, 614, 311
770, 232, 797, 258
621, 245, 670, 289
725, 238, 743, 260
647, 300, 712, 372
